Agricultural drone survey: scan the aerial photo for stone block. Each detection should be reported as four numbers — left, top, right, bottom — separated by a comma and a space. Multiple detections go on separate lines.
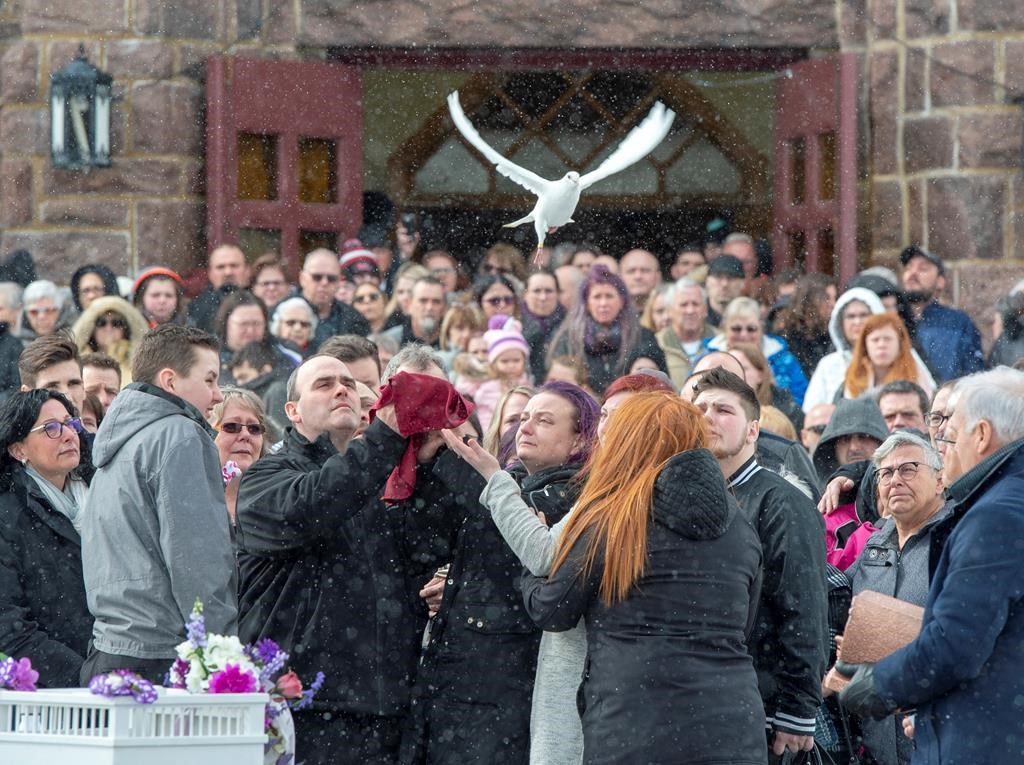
129, 81, 203, 155
958, 113, 1022, 169
40, 199, 129, 226
43, 159, 182, 196
265, 0, 298, 44
868, 0, 896, 39
183, 158, 206, 196
926, 175, 1005, 261
178, 44, 221, 81
1, 42, 40, 105
958, 0, 1024, 32
930, 41, 995, 108
0, 160, 33, 226
135, 200, 205, 274
0, 107, 49, 156
869, 50, 900, 175
105, 40, 175, 79
21, 0, 127, 33
908, 179, 925, 246
904, 0, 950, 38
905, 47, 927, 113
0, 231, 130, 279
1006, 41, 1024, 100
904, 115, 954, 173
871, 180, 903, 250
236, 0, 262, 39
135, 0, 219, 39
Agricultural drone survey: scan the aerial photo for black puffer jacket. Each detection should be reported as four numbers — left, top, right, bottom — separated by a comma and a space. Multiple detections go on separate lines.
521, 449, 767, 765
0, 466, 92, 687
236, 420, 449, 716
403, 453, 581, 765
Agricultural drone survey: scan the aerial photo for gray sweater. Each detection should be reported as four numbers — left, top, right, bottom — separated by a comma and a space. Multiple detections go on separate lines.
481, 471, 585, 765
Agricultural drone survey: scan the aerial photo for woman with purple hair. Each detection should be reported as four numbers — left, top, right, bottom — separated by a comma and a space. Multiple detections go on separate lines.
406, 382, 599, 765
547, 264, 667, 396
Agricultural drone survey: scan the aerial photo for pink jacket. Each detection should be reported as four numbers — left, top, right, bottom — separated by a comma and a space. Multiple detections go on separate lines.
825, 501, 879, 570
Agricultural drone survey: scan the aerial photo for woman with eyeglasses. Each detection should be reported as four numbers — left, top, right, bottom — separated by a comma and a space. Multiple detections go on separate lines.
70, 264, 120, 313
208, 388, 268, 527
0, 389, 93, 687
473, 273, 521, 320
18, 279, 69, 345
547, 264, 667, 397
71, 296, 150, 384
351, 282, 388, 334
215, 291, 301, 384
703, 296, 809, 406
250, 254, 293, 313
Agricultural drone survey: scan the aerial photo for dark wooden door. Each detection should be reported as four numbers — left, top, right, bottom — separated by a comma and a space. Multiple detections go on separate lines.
206, 56, 363, 274
772, 54, 858, 285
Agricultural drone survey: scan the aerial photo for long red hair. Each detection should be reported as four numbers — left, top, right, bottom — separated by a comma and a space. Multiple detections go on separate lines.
844, 313, 918, 398
551, 393, 709, 605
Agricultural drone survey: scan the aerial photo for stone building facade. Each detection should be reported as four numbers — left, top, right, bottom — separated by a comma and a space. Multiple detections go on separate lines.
0, 0, 1021, 330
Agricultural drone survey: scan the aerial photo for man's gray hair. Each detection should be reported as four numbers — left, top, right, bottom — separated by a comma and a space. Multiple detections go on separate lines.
665, 276, 706, 303
270, 297, 318, 335
381, 343, 445, 384
23, 279, 62, 309
951, 367, 1024, 445
872, 430, 941, 471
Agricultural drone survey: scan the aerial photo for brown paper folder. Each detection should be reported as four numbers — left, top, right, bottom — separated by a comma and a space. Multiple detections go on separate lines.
824, 589, 924, 693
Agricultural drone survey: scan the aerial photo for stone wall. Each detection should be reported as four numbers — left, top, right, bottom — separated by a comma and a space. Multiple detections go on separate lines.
842, 0, 1024, 341
0, 0, 297, 280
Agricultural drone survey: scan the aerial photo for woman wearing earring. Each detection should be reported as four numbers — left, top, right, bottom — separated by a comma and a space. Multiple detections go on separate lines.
0, 390, 93, 687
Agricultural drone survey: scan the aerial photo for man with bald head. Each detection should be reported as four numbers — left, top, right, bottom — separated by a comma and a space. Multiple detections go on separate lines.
619, 248, 662, 311
554, 264, 584, 311
189, 244, 251, 332
300, 248, 371, 351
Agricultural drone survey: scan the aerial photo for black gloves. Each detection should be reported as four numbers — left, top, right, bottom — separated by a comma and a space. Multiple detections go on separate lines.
836, 661, 896, 720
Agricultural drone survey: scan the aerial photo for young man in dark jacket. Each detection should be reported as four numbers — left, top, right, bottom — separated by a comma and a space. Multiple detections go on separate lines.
694, 368, 828, 760
236, 346, 462, 765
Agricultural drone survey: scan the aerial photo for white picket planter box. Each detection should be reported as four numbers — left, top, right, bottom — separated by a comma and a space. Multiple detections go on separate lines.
0, 687, 267, 765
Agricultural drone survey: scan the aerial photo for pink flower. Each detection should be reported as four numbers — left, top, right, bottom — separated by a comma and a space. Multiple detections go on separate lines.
275, 671, 303, 699
208, 663, 257, 694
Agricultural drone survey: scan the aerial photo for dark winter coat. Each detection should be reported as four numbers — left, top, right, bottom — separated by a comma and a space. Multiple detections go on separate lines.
521, 305, 565, 383
756, 429, 822, 499
187, 283, 237, 333
236, 421, 447, 716
403, 453, 580, 765
308, 298, 371, 350
729, 457, 828, 738
874, 438, 1024, 764
0, 465, 91, 687
550, 325, 667, 396
521, 448, 766, 765
0, 324, 23, 404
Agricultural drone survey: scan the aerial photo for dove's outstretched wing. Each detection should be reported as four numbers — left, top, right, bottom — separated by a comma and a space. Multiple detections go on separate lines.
578, 102, 676, 191
447, 91, 551, 196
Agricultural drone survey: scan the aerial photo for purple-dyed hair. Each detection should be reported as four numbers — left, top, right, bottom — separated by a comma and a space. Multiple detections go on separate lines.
546, 264, 640, 371
538, 380, 600, 465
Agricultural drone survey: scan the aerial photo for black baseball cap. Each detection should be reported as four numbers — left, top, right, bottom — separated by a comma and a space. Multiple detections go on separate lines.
707, 255, 745, 279
899, 245, 945, 275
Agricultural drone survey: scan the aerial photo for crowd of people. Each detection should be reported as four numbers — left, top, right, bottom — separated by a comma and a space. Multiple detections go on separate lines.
0, 224, 1021, 765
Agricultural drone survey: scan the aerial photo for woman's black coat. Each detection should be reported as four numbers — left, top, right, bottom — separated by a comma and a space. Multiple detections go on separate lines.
522, 449, 767, 765
0, 465, 91, 686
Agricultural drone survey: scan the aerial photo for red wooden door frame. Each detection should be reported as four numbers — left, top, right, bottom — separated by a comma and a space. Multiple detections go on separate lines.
206, 56, 363, 275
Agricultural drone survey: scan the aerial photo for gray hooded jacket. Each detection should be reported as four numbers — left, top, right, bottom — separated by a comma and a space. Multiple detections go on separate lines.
81, 383, 238, 659
812, 397, 889, 482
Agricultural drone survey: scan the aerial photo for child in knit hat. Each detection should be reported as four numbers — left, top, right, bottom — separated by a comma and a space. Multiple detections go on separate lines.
473, 315, 531, 431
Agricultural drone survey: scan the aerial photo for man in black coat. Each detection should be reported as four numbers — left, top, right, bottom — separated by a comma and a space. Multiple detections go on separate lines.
236, 349, 459, 765
694, 368, 828, 760
187, 244, 250, 333
299, 249, 370, 351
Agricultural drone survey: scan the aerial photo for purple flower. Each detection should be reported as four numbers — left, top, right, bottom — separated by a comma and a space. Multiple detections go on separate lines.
0, 656, 38, 691
185, 601, 207, 648
166, 658, 190, 689
208, 664, 258, 694
291, 671, 325, 711
89, 670, 157, 704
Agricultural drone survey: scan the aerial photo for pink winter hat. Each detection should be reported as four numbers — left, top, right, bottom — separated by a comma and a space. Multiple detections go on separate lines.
484, 315, 530, 364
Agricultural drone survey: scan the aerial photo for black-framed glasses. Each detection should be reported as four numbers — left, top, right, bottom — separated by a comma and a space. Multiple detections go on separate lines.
95, 316, 127, 330
485, 295, 516, 307
307, 272, 339, 284
934, 433, 957, 447
728, 324, 760, 334
219, 422, 266, 436
925, 410, 951, 428
30, 417, 83, 439
877, 461, 930, 485
353, 293, 383, 305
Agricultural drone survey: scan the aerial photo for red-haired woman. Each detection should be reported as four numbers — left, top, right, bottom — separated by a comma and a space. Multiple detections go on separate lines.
843, 313, 934, 400
522, 393, 766, 764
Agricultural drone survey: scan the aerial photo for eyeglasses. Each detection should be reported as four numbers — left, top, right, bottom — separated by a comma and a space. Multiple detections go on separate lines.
79, 286, 106, 296
485, 295, 516, 308
877, 460, 931, 485
218, 422, 266, 436
934, 433, 958, 446
728, 324, 760, 334
282, 319, 312, 328
925, 410, 951, 428
95, 316, 127, 330
256, 279, 286, 289
306, 273, 339, 284
27, 307, 57, 316
30, 417, 83, 439
353, 293, 383, 305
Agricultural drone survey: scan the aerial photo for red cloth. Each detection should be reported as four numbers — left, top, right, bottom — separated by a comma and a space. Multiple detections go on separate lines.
370, 371, 475, 501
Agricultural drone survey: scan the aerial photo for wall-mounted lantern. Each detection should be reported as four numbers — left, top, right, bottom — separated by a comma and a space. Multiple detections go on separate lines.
50, 45, 112, 170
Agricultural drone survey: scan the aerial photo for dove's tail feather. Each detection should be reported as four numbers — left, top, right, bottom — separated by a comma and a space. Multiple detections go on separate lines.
503, 214, 534, 228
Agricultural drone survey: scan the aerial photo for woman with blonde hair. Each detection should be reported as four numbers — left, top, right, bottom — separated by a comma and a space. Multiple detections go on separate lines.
843, 313, 931, 400
639, 282, 672, 332
729, 341, 804, 431
481, 384, 536, 466
521, 393, 766, 764
208, 387, 268, 526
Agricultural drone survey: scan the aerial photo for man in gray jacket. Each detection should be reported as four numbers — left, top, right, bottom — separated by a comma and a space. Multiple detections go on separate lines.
80, 325, 236, 682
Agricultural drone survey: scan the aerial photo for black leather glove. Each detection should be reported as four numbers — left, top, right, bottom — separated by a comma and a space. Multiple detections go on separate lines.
836, 660, 896, 720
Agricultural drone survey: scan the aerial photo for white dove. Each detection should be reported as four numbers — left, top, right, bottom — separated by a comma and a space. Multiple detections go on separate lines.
447, 90, 676, 255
